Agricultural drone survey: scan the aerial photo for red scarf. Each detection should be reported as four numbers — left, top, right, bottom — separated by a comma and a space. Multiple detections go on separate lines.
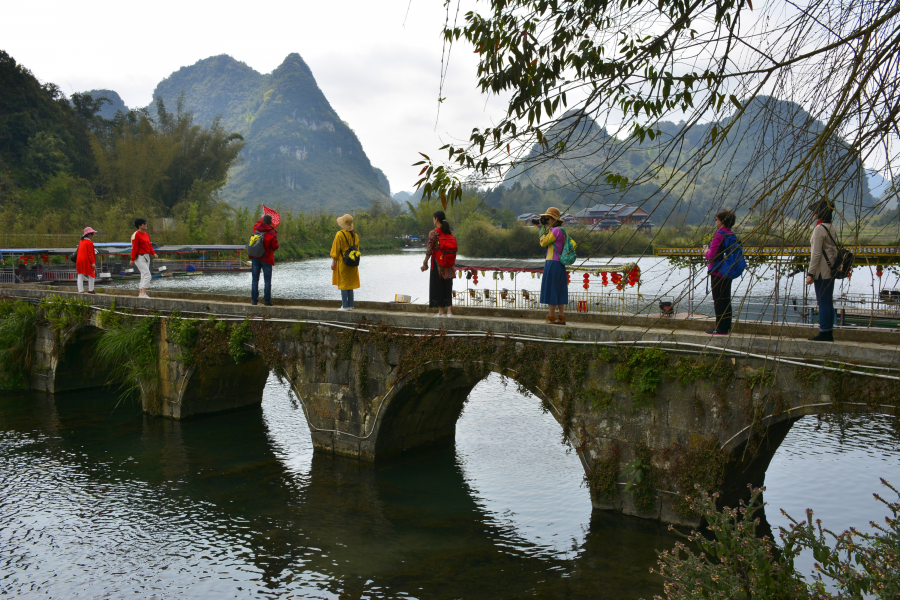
816, 220, 824, 225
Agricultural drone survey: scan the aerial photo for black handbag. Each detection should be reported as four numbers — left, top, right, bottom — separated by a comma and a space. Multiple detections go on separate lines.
341, 231, 361, 267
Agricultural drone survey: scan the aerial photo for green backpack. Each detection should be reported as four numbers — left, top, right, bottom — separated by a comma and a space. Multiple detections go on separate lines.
558, 227, 577, 265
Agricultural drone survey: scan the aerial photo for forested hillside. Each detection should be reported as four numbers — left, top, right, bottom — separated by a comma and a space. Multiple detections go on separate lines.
79, 89, 128, 119
148, 54, 391, 213
0, 50, 245, 240
499, 98, 878, 225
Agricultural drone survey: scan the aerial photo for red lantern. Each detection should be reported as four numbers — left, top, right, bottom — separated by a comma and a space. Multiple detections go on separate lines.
601, 272, 608, 286
876, 265, 883, 278
566, 271, 571, 284
41, 254, 49, 263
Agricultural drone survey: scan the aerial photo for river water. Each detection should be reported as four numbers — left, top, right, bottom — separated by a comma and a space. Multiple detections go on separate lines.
2, 253, 898, 598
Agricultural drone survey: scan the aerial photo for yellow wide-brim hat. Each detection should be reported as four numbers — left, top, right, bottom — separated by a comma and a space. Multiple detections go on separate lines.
337, 214, 354, 231
540, 207, 562, 224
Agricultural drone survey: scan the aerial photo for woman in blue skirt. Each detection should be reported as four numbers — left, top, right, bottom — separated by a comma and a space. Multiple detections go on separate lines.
537, 207, 569, 325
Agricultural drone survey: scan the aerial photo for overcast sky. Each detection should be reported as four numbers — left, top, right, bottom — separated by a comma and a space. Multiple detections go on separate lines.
2, 0, 509, 196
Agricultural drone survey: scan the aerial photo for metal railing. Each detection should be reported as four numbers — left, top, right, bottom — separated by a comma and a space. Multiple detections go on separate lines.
452, 288, 658, 315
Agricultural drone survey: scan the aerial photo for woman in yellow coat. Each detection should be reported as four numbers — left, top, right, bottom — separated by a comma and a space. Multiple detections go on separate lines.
331, 214, 360, 311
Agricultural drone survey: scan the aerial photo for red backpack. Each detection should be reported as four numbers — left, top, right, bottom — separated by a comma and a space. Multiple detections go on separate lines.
436, 231, 457, 268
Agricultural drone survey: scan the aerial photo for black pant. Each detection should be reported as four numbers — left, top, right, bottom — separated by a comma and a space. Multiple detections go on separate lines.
710, 274, 732, 333
429, 262, 453, 308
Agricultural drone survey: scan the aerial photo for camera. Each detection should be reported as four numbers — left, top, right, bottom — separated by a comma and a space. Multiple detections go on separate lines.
530, 216, 549, 225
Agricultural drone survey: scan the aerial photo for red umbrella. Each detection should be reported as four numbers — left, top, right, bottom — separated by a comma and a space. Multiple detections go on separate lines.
263, 205, 281, 228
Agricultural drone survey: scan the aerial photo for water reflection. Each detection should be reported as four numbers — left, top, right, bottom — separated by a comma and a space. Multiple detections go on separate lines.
2, 372, 898, 598
0, 379, 670, 599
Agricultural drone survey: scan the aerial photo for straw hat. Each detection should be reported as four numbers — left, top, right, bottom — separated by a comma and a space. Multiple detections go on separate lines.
336, 214, 354, 231
540, 207, 562, 225
83, 226, 98, 236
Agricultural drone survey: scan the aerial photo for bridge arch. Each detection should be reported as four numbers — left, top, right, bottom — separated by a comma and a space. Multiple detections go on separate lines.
158, 335, 272, 418
370, 360, 576, 460
717, 377, 899, 512
50, 323, 117, 393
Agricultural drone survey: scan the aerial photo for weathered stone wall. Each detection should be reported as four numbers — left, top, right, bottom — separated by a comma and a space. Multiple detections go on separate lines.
272, 323, 898, 526
10, 286, 900, 525
153, 319, 271, 419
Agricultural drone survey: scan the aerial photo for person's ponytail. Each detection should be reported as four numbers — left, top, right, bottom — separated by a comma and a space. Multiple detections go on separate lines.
439, 220, 452, 235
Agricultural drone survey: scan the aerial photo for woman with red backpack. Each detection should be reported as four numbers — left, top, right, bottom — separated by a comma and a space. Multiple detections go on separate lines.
421, 210, 456, 317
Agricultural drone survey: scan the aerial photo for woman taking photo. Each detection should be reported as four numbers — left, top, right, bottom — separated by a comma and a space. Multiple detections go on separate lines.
806, 200, 837, 342
331, 214, 360, 311
536, 207, 568, 325
703, 209, 737, 336
421, 210, 455, 317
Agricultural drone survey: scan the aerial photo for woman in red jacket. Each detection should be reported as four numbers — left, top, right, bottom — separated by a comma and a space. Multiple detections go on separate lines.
76, 227, 98, 294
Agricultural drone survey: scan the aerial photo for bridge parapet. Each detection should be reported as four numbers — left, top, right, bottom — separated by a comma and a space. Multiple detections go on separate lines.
6, 286, 900, 525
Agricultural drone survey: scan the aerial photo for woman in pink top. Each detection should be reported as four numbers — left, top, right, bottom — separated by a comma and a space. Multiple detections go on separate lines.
536, 207, 569, 324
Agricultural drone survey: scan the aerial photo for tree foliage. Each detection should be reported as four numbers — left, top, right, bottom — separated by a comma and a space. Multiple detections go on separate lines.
91, 96, 245, 213
419, 0, 900, 246
0, 51, 245, 241
652, 482, 900, 599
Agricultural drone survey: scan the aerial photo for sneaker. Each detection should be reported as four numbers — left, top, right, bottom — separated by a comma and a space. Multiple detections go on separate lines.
434, 313, 444, 317
338, 307, 352, 311
445, 313, 453, 318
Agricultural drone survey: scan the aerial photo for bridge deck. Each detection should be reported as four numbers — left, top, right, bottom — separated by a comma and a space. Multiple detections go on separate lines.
4, 284, 899, 370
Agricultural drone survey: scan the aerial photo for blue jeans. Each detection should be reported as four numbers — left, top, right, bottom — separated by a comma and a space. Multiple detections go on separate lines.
341, 289, 354, 308
813, 275, 835, 332
251, 258, 272, 304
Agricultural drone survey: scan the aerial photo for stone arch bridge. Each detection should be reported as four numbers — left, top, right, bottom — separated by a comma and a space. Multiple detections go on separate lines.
8, 286, 900, 526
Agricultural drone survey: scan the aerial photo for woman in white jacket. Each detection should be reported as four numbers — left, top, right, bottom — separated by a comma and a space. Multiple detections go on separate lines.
806, 201, 838, 342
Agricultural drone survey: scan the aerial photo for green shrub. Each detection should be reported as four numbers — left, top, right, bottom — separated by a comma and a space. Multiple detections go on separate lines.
95, 316, 159, 409
39, 295, 90, 348
167, 311, 199, 364
228, 319, 252, 363
0, 299, 39, 388
652, 480, 900, 599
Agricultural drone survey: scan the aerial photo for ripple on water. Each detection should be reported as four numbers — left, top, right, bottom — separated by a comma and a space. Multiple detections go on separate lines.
1, 372, 898, 598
